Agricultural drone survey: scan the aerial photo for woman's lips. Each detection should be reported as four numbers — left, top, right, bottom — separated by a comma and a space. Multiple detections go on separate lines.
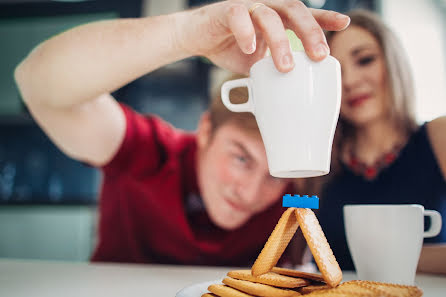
347, 94, 371, 107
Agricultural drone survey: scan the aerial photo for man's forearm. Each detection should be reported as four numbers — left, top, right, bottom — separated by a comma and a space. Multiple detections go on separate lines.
15, 13, 190, 109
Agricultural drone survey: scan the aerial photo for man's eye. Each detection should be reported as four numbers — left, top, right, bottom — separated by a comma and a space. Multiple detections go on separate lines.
235, 155, 248, 163
358, 55, 375, 66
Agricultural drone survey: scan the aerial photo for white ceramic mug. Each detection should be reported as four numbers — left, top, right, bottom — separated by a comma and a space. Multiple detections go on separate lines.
343, 204, 442, 285
221, 51, 341, 178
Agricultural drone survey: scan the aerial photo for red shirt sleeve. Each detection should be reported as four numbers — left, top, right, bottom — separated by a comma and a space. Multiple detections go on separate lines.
100, 104, 172, 178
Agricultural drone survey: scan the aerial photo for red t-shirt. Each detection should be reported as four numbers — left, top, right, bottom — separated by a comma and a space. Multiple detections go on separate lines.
91, 104, 287, 266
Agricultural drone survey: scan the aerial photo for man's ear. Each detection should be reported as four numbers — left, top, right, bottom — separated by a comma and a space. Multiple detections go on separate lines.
197, 112, 212, 149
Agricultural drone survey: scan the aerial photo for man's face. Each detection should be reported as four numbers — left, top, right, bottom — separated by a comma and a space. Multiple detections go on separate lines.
196, 115, 288, 230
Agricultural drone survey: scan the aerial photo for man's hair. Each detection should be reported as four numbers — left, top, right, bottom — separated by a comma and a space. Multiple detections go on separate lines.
208, 73, 260, 135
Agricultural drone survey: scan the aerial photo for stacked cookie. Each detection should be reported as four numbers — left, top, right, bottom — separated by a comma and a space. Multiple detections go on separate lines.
205, 267, 328, 296
201, 207, 423, 297
204, 272, 423, 296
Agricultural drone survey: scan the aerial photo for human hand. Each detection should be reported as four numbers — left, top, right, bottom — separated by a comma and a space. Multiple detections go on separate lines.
175, 0, 350, 74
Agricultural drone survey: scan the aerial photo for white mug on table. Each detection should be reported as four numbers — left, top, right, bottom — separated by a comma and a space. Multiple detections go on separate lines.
221, 51, 341, 178
343, 204, 442, 285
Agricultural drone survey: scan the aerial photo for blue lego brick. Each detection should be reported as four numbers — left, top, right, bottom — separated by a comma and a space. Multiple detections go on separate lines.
282, 194, 319, 209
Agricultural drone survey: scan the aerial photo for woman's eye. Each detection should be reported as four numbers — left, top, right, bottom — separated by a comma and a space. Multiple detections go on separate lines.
358, 55, 375, 66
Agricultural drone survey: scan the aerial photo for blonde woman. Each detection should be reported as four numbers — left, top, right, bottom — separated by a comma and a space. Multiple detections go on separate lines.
316, 10, 446, 274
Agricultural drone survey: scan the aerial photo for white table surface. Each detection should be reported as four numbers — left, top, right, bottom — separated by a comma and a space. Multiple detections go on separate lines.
0, 259, 445, 297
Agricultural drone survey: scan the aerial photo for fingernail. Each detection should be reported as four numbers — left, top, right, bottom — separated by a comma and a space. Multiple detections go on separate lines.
248, 38, 256, 54
314, 43, 329, 59
282, 53, 294, 68
336, 13, 348, 19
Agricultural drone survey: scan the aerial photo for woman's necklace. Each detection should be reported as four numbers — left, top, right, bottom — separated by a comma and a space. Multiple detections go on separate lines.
345, 143, 405, 180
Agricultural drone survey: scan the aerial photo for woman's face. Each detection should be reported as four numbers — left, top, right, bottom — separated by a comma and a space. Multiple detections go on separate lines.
330, 25, 390, 127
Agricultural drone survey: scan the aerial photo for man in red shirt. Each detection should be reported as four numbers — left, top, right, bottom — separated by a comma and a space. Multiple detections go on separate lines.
94, 84, 295, 265
14, 0, 350, 266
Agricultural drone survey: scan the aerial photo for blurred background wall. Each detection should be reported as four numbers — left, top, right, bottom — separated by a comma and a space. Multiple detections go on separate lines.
381, 0, 446, 123
0, 0, 443, 262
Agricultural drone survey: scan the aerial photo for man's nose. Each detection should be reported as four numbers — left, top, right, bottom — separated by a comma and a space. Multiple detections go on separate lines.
238, 174, 264, 205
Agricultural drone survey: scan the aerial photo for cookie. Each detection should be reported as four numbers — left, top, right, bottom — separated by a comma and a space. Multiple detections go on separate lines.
271, 267, 325, 283
228, 269, 310, 288
296, 280, 423, 297
303, 283, 378, 296
222, 277, 301, 297
341, 280, 423, 297
297, 284, 331, 294
208, 284, 254, 297
295, 208, 342, 287
303, 288, 375, 296
251, 207, 299, 276
201, 294, 219, 297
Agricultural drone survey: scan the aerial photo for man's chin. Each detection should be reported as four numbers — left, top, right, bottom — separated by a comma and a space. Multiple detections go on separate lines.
211, 213, 250, 230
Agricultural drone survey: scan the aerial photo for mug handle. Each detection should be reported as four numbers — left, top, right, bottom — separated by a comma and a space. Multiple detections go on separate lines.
221, 78, 254, 113
423, 210, 442, 238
